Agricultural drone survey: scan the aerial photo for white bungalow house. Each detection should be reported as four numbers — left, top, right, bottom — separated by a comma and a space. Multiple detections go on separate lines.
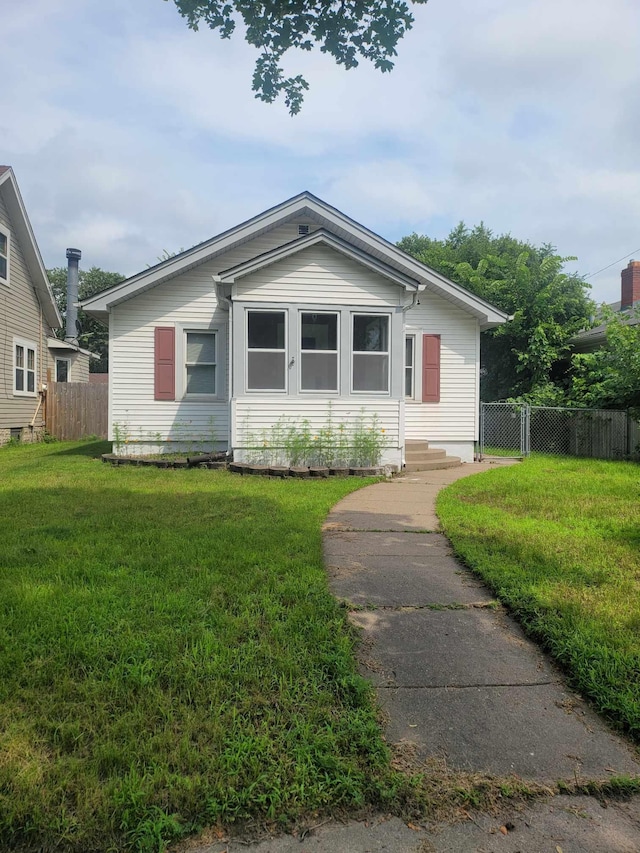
80, 193, 509, 468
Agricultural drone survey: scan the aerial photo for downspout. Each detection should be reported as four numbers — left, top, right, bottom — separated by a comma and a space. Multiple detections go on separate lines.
214, 277, 233, 456
403, 291, 419, 312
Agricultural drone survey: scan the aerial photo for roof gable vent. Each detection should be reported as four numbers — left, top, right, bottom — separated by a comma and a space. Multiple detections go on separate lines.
298, 224, 310, 236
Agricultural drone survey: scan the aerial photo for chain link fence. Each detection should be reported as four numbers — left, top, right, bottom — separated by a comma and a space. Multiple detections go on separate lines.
480, 403, 637, 460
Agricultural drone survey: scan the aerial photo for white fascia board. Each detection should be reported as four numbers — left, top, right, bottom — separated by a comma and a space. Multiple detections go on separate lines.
79, 192, 322, 313
47, 337, 98, 358
80, 190, 509, 327
0, 169, 62, 329
216, 229, 420, 291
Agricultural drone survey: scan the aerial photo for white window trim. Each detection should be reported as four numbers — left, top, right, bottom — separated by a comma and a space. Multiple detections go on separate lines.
55, 357, 71, 383
299, 310, 340, 394
0, 224, 9, 287
246, 308, 288, 393
177, 327, 220, 400
351, 312, 391, 395
13, 336, 37, 397
405, 334, 415, 399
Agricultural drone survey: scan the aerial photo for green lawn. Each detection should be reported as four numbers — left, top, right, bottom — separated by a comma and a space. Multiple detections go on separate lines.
437, 455, 640, 741
0, 441, 392, 852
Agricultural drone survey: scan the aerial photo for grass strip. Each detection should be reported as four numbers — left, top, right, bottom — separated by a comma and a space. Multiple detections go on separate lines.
436, 455, 640, 741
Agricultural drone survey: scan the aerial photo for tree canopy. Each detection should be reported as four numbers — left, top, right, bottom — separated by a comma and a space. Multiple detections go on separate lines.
168, 0, 428, 113
47, 267, 125, 373
398, 224, 593, 402
570, 308, 640, 413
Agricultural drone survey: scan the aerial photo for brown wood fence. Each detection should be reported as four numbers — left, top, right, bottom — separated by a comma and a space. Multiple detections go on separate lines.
46, 381, 108, 441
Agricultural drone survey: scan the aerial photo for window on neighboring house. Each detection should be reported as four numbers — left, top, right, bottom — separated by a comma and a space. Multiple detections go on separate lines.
185, 331, 216, 395
300, 312, 338, 391
0, 227, 8, 284
352, 314, 389, 393
405, 336, 415, 398
14, 338, 36, 396
247, 310, 286, 390
55, 358, 70, 382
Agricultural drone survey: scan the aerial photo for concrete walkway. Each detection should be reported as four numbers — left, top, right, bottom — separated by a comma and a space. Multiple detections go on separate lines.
324, 463, 640, 783
190, 462, 640, 853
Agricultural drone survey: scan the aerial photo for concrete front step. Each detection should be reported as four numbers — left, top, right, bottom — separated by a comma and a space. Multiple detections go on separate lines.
405, 449, 448, 463
404, 439, 462, 472
404, 455, 462, 472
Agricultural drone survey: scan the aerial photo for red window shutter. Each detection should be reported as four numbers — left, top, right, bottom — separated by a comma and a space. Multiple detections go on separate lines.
422, 334, 440, 403
154, 327, 175, 400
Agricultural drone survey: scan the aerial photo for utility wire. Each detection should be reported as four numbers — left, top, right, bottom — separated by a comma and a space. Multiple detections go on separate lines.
585, 248, 640, 279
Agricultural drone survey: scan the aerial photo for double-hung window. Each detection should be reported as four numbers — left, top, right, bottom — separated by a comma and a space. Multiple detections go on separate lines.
300, 312, 338, 391
352, 314, 389, 393
247, 310, 286, 390
185, 331, 216, 395
405, 336, 415, 398
0, 227, 8, 285
14, 338, 36, 396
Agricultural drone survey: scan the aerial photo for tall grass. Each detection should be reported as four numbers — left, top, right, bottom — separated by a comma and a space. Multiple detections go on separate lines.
0, 441, 390, 851
437, 455, 640, 740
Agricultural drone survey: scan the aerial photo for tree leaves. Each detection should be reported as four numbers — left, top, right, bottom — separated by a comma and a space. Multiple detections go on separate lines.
47, 267, 126, 374
168, 0, 427, 112
398, 224, 593, 402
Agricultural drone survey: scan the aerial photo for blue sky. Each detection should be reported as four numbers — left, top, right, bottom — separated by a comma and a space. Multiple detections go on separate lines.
2, 0, 639, 303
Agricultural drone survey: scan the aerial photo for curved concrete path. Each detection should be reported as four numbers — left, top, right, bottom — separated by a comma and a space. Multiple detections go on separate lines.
190, 463, 640, 853
324, 462, 640, 783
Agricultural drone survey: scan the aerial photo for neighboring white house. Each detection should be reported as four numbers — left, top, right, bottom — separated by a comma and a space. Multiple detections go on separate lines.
80, 193, 509, 466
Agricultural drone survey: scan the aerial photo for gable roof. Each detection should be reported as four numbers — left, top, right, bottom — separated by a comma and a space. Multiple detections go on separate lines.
216, 228, 421, 291
0, 167, 62, 329
80, 192, 510, 330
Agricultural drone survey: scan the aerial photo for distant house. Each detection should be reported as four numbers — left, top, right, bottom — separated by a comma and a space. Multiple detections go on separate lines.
0, 167, 93, 445
81, 192, 509, 468
573, 260, 640, 352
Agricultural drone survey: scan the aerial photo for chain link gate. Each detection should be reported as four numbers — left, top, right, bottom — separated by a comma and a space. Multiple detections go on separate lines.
480, 404, 630, 460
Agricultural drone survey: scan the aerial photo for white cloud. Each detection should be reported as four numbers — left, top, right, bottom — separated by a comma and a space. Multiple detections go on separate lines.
0, 0, 639, 303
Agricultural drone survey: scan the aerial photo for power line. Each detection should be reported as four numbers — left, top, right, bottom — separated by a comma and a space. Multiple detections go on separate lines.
585, 248, 640, 279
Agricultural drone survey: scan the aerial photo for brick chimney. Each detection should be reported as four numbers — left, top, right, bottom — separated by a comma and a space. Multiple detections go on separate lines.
621, 259, 640, 310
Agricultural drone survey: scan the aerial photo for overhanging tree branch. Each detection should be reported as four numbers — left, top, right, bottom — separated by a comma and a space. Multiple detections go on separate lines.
167, 0, 427, 113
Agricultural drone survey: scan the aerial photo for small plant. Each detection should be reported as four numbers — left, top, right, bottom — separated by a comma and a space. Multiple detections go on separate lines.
112, 421, 130, 454
239, 406, 388, 468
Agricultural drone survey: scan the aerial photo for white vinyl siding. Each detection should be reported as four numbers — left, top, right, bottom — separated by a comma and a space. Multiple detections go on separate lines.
404, 290, 480, 444
233, 397, 402, 467
235, 244, 403, 306
108, 223, 307, 451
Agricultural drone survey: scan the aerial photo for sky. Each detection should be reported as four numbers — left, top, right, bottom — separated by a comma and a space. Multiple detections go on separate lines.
2, 0, 639, 304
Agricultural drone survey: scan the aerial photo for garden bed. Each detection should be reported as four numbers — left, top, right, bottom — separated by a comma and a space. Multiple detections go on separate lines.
101, 454, 388, 477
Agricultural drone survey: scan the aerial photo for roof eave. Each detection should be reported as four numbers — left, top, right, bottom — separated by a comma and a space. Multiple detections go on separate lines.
0, 168, 62, 329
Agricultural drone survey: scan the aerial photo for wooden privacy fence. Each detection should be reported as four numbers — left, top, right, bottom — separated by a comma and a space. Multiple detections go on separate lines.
46, 382, 108, 441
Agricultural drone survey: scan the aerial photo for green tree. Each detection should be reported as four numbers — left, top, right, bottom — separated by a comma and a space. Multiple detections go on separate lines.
47, 267, 125, 373
168, 0, 428, 113
570, 307, 640, 412
398, 224, 593, 401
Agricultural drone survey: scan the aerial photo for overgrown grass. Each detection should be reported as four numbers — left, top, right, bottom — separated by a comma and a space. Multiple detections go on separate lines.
0, 441, 394, 852
437, 455, 640, 741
